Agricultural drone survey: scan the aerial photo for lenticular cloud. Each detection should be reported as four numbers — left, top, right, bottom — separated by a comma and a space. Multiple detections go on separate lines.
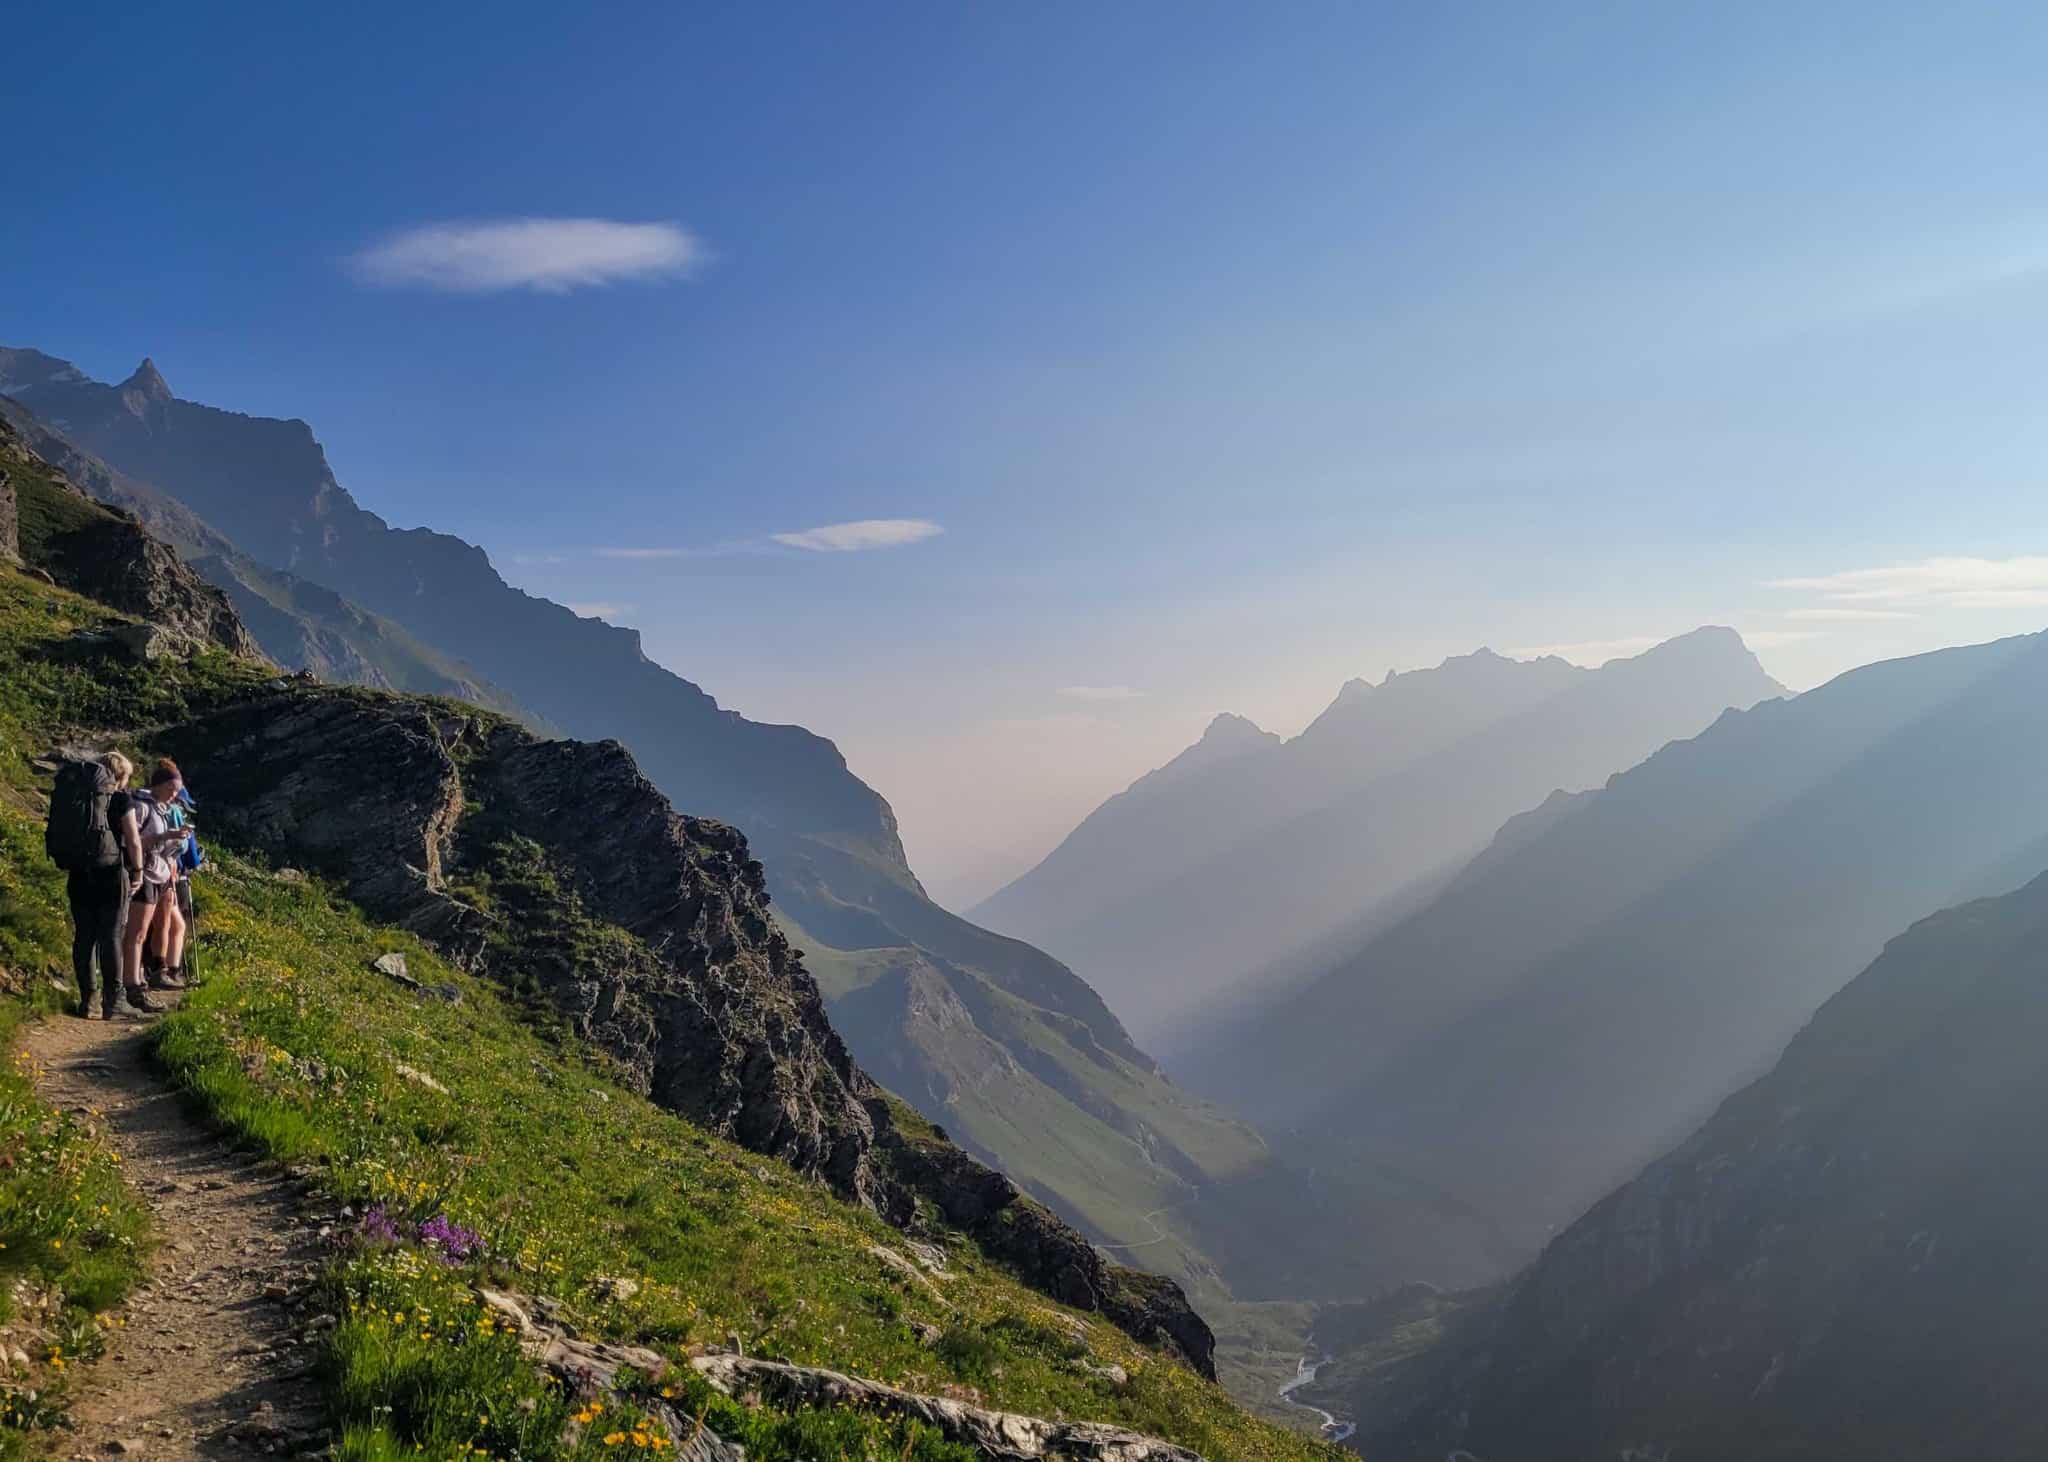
350, 218, 702, 293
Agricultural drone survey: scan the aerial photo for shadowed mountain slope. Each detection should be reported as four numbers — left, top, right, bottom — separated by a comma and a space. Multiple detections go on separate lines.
1360, 867, 2048, 1461
979, 634, 1783, 1048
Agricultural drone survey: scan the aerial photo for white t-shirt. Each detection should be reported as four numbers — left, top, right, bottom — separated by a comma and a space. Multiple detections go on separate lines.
128, 792, 178, 886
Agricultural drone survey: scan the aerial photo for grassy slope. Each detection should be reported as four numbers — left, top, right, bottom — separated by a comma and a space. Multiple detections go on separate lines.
789, 921, 1266, 1287
789, 885, 1324, 1431
0, 552, 1329, 1462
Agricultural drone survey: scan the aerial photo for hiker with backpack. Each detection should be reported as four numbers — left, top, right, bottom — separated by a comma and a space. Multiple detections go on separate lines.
47, 750, 150, 1017
117, 759, 192, 1013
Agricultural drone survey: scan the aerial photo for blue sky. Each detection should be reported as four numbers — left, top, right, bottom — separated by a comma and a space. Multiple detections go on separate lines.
9, 2, 2048, 903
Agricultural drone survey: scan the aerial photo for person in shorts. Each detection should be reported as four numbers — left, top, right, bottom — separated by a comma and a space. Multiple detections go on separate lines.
117, 760, 190, 1014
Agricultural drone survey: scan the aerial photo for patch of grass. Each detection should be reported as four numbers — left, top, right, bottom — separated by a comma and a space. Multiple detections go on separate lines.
9, 462, 113, 566
0, 993, 152, 1458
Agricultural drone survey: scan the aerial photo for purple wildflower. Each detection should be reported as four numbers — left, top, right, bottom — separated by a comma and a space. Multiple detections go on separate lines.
358, 1203, 407, 1247
418, 1213, 483, 1263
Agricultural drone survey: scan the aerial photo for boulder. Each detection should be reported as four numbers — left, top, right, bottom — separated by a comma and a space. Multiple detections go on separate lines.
109, 622, 174, 662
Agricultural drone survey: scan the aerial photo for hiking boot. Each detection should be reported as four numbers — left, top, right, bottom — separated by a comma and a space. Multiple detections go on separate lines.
123, 987, 164, 1014
147, 967, 187, 990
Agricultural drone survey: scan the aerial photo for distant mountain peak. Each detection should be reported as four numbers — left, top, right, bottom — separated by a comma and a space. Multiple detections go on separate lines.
121, 357, 173, 406
1424, 645, 1518, 678
1201, 711, 1273, 745
1634, 626, 1786, 690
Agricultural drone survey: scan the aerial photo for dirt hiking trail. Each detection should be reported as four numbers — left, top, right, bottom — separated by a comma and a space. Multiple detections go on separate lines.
21, 1006, 331, 1460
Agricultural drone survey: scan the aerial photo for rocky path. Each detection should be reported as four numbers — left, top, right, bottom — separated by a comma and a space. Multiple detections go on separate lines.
20, 1008, 331, 1461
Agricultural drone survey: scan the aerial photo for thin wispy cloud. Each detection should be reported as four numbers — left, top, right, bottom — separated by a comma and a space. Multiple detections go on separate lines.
350, 218, 703, 293
566, 601, 632, 621
594, 547, 688, 560
1056, 685, 1145, 702
1767, 555, 2048, 609
771, 519, 944, 553
505, 551, 565, 566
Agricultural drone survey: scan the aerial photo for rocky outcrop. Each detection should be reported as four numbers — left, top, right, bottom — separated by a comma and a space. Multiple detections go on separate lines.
480, 1286, 1196, 1462
159, 684, 1216, 1376
40, 511, 261, 657
167, 688, 881, 1195
476, 733, 887, 1208
479, 1290, 744, 1462
161, 690, 485, 955
689, 1352, 1204, 1462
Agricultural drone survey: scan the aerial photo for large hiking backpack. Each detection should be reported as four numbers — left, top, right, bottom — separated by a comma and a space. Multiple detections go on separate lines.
45, 759, 122, 872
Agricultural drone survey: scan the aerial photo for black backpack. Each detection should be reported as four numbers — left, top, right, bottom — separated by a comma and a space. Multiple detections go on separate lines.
45, 760, 122, 872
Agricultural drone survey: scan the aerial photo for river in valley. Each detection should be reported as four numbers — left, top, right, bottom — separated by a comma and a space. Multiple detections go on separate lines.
1277, 1353, 1357, 1446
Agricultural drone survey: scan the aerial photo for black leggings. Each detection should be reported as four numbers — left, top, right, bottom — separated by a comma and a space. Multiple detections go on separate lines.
67, 866, 130, 1011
